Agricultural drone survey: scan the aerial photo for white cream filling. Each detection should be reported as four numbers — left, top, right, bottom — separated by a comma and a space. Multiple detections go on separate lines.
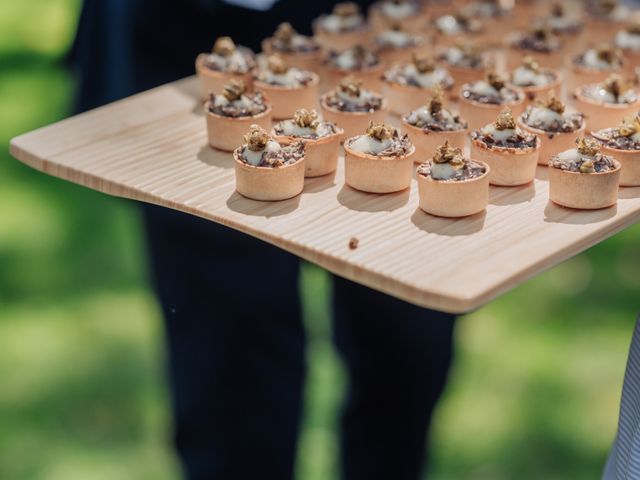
584, 85, 636, 104
632, 132, 640, 142
333, 49, 375, 70
337, 88, 377, 106
616, 30, 640, 52
406, 106, 455, 125
511, 66, 551, 87
213, 94, 255, 110
350, 135, 393, 154
464, 2, 499, 18
557, 148, 589, 163
436, 15, 462, 35
260, 68, 306, 87
403, 64, 450, 88
321, 14, 362, 33
243, 140, 281, 166
431, 162, 459, 180
469, 80, 499, 97
377, 29, 412, 47
380, 1, 415, 19
207, 50, 250, 72
546, 15, 580, 31
481, 124, 517, 142
581, 49, 616, 70
280, 120, 332, 137
444, 46, 464, 64
525, 106, 565, 128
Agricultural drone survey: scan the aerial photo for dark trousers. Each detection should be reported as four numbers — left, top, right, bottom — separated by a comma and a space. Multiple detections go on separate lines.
144, 205, 455, 480
72, 1, 457, 478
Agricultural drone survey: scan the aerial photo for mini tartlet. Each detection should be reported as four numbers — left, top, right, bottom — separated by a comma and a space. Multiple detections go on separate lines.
382, 54, 454, 115
459, 73, 526, 131
508, 56, 561, 104
470, 107, 540, 186
517, 93, 585, 165
505, 27, 565, 71
512, 0, 546, 28
574, 74, 640, 133
549, 137, 621, 209
272, 109, 343, 177
196, 37, 256, 98
584, 0, 634, 45
373, 24, 428, 67
233, 125, 306, 201
615, 22, 640, 79
432, 12, 486, 47
205, 80, 272, 152
592, 114, 640, 186
323, 45, 385, 93
343, 122, 415, 193
320, 77, 387, 142
253, 55, 319, 120
312, 2, 370, 52
368, 0, 424, 33
436, 42, 492, 94
541, 2, 584, 54
401, 86, 468, 163
261, 22, 323, 73
416, 141, 490, 217
460, 0, 512, 45
566, 45, 625, 96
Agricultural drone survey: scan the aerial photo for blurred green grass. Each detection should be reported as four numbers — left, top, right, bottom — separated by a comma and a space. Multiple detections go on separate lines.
1, 2, 639, 479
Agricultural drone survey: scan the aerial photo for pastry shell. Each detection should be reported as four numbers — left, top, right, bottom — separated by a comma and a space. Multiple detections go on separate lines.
417, 161, 491, 217
343, 141, 416, 193
196, 54, 254, 99
459, 90, 526, 132
272, 127, 344, 177
319, 93, 388, 142
233, 148, 306, 201
401, 119, 468, 164
508, 69, 562, 105
312, 22, 371, 52
323, 62, 386, 95
573, 87, 640, 134
517, 117, 585, 166
260, 38, 324, 73
470, 137, 540, 186
383, 80, 453, 116
254, 73, 320, 120
597, 143, 640, 187
548, 160, 621, 209
206, 104, 273, 152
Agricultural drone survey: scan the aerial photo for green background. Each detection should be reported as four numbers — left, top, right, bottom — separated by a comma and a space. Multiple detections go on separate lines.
1, 1, 639, 479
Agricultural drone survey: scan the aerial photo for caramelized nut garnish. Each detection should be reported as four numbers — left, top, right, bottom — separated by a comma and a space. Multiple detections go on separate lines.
494, 107, 516, 130
487, 72, 506, 91
551, 2, 564, 17
213, 36, 236, 56
531, 26, 551, 40
579, 160, 596, 173
428, 84, 445, 115
244, 125, 270, 152
618, 114, 640, 137
576, 137, 600, 157
267, 55, 288, 74
627, 23, 640, 36
352, 44, 369, 60
413, 53, 435, 74
338, 76, 362, 97
293, 108, 319, 130
596, 44, 622, 65
433, 141, 465, 167
522, 56, 540, 73
334, 2, 359, 16
544, 92, 565, 114
274, 22, 295, 42
222, 79, 246, 102
366, 121, 395, 141
603, 73, 630, 98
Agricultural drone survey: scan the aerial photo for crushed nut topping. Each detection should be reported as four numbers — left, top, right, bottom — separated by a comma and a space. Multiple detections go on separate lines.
627, 23, 640, 35
334, 2, 359, 16
352, 44, 368, 61
293, 108, 319, 129
494, 107, 516, 130
222, 79, 246, 102
367, 122, 395, 141
338, 76, 362, 97
413, 53, 435, 74
551, 2, 564, 17
522, 56, 540, 72
544, 92, 565, 114
267, 55, 288, 74
433, 141, 465, 167
603, 73, 630, 98
213, 36, 235, 56
244, 125, 270, 152
428, 85, 444, 115
576, 137, 601, 156
274, 22, 294, 42
532, 26, 551, 41
619, 114, 640, 137
488, 72, 506, 91
597, 44, 622, 64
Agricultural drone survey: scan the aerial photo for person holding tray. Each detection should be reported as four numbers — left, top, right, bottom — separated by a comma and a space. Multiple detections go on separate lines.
70, 1, 456, 480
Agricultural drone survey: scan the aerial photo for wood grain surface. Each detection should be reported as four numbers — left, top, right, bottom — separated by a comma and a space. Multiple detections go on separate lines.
9, 76, 640, 313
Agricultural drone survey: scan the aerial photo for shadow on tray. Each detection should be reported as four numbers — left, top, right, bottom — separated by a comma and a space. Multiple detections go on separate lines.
410, 208, 486, 236
489, 182, 536, 206
544, 201, 617, 225
337, 184, 409, 212
619, 187, 640, 199
197, 145, 234, 170
226, 191, 300, 217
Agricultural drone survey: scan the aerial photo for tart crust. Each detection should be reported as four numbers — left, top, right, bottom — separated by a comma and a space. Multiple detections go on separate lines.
417, 161, 490, 217
319, 93, 388, 143
260, 38, 323, 73
254, 72, 320, 120
343, 140, 416, 193
233, 147, 306, 201
573, 87, 640, 134
470, 137, 540, 186
383, 80, 453, 116
323, 62, 386, 95
206, 104, 273, 152
401, 119, 467, 164
548, 160, 621, 209
196, 54, 254, 99
459, 91, 526, 132
508, 69, 562, 105
517, 117, 585, 166
597, 143, 640, 187
272, 126, 344, 177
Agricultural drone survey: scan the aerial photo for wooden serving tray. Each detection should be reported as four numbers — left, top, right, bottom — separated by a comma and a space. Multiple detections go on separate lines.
9, 76, 640, 313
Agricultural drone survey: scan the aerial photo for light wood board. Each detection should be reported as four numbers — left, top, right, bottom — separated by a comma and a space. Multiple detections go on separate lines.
9, 76, 640, 313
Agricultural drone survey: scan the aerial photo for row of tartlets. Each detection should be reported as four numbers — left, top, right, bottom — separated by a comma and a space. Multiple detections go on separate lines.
214, 81, 639, 217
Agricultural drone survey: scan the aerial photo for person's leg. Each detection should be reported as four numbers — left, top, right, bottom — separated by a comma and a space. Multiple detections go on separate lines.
331, 275, 456, 480
143, 205, 305, 480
